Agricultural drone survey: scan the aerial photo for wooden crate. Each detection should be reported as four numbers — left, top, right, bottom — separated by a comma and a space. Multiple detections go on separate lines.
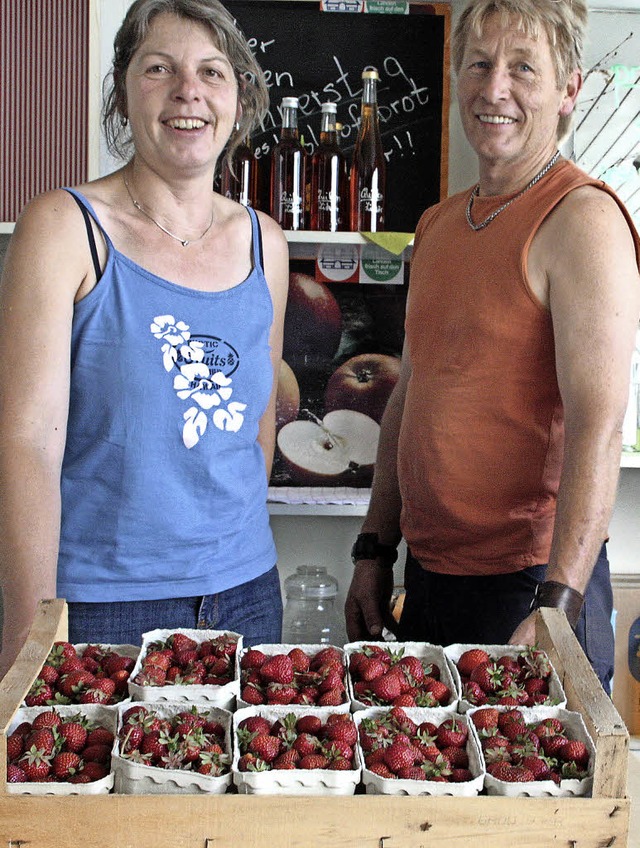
0, 600, 631, 848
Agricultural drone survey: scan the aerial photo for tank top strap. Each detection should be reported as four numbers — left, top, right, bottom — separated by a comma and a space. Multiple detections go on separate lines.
246, 206, 264, 273
63, 188, 113, 280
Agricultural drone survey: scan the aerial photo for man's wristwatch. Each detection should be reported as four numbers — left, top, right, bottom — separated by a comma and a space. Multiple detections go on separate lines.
530, 580, 584, 629
351, 533, 398, 569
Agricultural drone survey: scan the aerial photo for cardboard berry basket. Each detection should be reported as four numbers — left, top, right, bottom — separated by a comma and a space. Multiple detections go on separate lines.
7, 702, 117, 795
127, 627, 242, 709
468, 705, 596, 798
0, 600, 631, 848
235, 642, 349, 711
344, 640, 459, 712
232, 704, 361, 795
355, 705, 485, 797
444, 642, 567, 712
111, 701, 233, 795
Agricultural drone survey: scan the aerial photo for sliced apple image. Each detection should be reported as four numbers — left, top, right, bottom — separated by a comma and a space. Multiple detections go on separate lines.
283, 272, 342, 364
277, 409, 380, 486
275, 360, 300, 431
324, 353, 401, 423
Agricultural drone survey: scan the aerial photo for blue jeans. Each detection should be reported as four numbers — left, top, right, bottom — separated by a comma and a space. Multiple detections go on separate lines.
397, 544, 614, 694
67, 565, 283, 648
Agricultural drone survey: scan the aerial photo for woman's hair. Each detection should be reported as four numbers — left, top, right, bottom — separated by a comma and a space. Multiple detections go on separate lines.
452, 0, 588, 140
102, 0, 269, 164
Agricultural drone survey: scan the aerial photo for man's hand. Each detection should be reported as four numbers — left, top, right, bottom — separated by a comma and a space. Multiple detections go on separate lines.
508, 611, 537, 647
344, 559, 396, 641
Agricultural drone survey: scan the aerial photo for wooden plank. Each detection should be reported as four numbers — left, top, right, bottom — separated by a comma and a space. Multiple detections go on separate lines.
0, 794, 630, 848
0, 598, 67, 792
535, 607, 630, 799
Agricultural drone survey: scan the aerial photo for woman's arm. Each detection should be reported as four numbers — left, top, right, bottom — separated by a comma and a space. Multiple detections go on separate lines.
0, 190, 93, 678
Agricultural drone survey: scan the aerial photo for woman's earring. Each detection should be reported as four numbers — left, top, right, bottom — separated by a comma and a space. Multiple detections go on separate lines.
234, 121, 240, 132
121, 116, 128, 128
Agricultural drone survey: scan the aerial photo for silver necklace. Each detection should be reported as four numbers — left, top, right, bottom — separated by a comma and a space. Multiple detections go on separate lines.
123, 176, 214, 247
465, 151, 561, 232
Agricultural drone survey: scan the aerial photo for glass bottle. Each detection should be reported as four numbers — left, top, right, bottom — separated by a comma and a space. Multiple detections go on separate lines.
270, 96, 307, 230
349, 68, 386, 232
282, 565, 345, 646
220, 136, 259, 209
310, 102, 348, 232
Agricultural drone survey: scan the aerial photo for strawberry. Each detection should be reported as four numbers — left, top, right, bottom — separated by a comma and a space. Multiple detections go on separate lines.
239, 715, 272, 736
318, 687, 346, 707
532, 717, 565, 738
540, 735, 569, 758
357, 656, 388, 682
370, 672, 403, 703
272, 749, 300, 770
422, 677, 451, 705
38, 664, 60, 686
298, 753, 330, 770
293, 733, 320, 756
559, 739, 589, 768
312, 647, 343, 668
296, 715, 323, 735
367, 761, 396, 779
457, 648, 490, 678
32, 709, 62, 730
6, 732, 25, 762
248, 735, 281, 763
462, 681, 488, 706
24, 680, 54, 707
241, 683, 266, 705
79, 761, 109, 782
470, 707, 500, 733
57, 721, 88, 753
7, 764, 27, 783
436, 718, 468, 749
19, 749, 52, 781
398, 655, 425, 683
265, 682, 298, 705
450, 767, 473, 782
521, 755, 554, 780
58, 669, 95, 698
288, 647, 311, 672
82, 743, 112, 764
47, 641, 78, 668
86, 727, 115, 747
260, 654, 294, 685
58, 656, 85, 675
52, 752, 81, 780
470, 661, 504, 694
441, 746, 469, 769
168, 633, 198, 654
384, 741, 417, 773
25, 728, 56, 756
397, 765, 427, 781
240, 649, 267, 670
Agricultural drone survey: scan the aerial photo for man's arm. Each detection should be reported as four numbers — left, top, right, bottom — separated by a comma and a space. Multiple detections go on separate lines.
0, 192, 87, 679
344, 342, 411, 640
510, 186, 640, 644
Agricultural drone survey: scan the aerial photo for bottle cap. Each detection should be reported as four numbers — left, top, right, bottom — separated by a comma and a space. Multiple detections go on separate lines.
281, 96, 299, 108
362, 68, 380, 80
321, 102, 337, 114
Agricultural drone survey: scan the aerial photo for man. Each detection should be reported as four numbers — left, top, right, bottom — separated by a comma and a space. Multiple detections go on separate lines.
344, 0, 640, 693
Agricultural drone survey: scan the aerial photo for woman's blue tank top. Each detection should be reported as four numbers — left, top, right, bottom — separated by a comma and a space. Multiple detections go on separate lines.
57, 190, 277, 602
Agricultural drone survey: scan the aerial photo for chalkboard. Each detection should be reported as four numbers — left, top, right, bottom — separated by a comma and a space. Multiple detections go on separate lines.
225, 0, 450, 233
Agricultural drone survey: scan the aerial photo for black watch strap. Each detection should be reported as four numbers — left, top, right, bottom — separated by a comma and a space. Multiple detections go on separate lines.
351, 532, 398, 569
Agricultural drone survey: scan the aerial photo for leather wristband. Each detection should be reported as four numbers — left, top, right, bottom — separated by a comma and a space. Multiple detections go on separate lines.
530, 580, 584, 629
351, 533, 398, 570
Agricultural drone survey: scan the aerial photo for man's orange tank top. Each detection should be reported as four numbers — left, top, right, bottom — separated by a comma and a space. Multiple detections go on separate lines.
398, 158, 640, 576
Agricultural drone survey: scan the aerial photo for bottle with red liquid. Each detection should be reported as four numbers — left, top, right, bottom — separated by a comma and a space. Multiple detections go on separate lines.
270, 96, 307, 230
310, 102, 348, 232
349, 68, 386, 232
220, 136, 259, 209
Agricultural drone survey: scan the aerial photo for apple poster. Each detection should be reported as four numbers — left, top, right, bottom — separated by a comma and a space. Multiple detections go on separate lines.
271, 263, 406, 500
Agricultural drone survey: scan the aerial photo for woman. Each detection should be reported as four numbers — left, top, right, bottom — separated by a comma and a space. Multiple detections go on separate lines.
0, 0, 289, 677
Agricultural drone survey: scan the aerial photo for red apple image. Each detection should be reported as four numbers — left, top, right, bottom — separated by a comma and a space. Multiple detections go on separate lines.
324, 353, 401, 423
277, 409, 380, 486
275, 360, 300, 431
283, 273, 342, 364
